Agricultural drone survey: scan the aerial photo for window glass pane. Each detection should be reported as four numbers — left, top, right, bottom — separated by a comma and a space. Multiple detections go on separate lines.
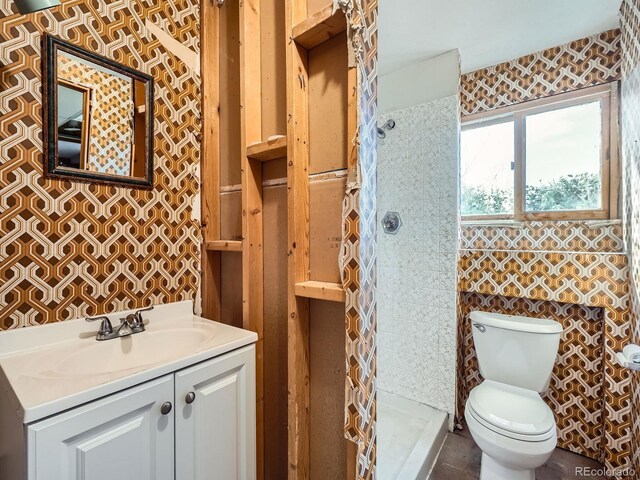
525, 101, 602, 212
461, 121, 515, 216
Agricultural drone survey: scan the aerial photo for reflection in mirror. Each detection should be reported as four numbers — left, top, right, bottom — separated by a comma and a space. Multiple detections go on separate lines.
57, 51, 135, 176
57, 80, 90, 170
44, 35, 154, 188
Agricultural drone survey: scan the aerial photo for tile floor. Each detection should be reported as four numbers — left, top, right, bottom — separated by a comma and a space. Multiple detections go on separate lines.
430, 427, 606, 479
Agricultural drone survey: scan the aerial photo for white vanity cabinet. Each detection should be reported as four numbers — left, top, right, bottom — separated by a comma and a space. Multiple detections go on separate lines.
175, 345, 256, 479
27, 375, 175, 480
25, 345, 256, 480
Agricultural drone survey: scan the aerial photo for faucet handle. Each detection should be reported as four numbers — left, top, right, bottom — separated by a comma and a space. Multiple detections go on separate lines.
85, 315, 113, 338
135, 306, 154, 319
129, 305, 154, 330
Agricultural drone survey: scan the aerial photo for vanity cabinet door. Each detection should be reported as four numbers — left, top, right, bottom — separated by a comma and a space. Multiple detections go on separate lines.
175, 345, 256, 480
27, 375, 175, 480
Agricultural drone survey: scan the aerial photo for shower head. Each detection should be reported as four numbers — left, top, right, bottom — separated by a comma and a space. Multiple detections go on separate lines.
377, 127, 386, 139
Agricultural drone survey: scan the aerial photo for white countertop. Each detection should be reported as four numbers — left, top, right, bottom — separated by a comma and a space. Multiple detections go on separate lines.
0, 301, 257, 424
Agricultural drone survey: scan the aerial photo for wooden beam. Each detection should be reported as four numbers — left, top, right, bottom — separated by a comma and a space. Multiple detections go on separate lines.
200, 0, 222, 321
247, 136, 288, 161
239, 0, 265, 478
286, 0, 311, 478
204, 240, 243, 252
292, 4, 347, 50
295, 281, 345, 303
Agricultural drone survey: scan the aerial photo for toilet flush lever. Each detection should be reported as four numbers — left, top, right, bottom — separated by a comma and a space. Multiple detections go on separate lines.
473, 323, 486, 333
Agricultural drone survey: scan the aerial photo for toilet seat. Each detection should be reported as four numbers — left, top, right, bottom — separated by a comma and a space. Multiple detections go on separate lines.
467, 380, 555, 442
467, 403, 555, 442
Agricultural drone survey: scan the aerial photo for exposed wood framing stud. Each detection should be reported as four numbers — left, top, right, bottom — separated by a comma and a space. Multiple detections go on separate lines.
247, 136, 288, 161
292, 4, 347, 50
204, 240, 243, 252
286, 0, 311, 477
295, 281, 346, 302
203, 0, 359, 475
201, 0, 222, 320
239, 0, 265, 477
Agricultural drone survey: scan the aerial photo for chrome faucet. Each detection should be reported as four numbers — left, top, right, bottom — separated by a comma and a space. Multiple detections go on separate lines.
86, 306, 154, 341
125, 305, 153, 333
115, 318, 134, 337
85, 315, 114, 341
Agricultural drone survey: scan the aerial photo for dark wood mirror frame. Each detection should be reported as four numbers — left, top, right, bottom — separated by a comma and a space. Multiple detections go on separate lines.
42, 34, 155, 188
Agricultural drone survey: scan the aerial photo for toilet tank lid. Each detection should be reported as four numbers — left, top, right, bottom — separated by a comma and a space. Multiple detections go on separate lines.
470, 311, 563, 334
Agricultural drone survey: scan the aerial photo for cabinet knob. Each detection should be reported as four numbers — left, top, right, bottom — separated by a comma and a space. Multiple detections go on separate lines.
185, 391, 196, 404
161, 402, 172, 415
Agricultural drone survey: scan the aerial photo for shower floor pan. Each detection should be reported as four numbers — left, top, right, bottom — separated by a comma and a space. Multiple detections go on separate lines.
377, 390, 448, 479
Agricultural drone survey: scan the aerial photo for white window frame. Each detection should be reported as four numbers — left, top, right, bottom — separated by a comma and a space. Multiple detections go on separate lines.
461, 82, 620, 222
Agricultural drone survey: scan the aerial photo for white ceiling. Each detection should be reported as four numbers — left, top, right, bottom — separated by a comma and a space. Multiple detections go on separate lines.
379, 0, 622, 75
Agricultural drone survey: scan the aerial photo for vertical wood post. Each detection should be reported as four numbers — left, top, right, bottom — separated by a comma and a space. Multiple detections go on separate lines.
239, 0, 265, 477
286, 0, 311, 477
201, 0, 222, 320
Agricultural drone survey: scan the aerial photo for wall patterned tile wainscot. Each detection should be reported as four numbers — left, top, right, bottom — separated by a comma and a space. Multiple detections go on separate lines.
0, 0, 201, 328
459, 221, 625, 253
458, 293, 606, 459
457, 221, 632, 474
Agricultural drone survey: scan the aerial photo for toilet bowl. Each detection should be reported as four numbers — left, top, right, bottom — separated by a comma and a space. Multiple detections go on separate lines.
465, 380, 557, 479
465, 311, 563, 480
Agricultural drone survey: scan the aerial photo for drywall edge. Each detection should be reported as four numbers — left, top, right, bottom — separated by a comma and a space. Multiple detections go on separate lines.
378, 49, 461, 114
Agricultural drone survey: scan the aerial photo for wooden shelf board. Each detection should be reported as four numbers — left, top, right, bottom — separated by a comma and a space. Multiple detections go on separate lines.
246, 136, 287, 161
294, 281, 345, 303
204, 240, 243, 252
292, 5, 347, 50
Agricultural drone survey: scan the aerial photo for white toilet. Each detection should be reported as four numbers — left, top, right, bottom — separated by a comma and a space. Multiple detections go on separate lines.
465, 311, 563, 480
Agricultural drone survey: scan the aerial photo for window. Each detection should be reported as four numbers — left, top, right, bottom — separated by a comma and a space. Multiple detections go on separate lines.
460, 83, 618, 221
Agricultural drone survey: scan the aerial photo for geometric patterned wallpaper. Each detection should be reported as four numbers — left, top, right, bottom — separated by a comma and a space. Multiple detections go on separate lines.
58, 54, 134, 176
0, 0, 201, 329
460, 29, 621, 116
340, 0, 378, 478
457, 238, 632, 472
459, 27, 636, 474
620, 0, 640, 477
460, 220, 625, 253
457, 292, 606, 460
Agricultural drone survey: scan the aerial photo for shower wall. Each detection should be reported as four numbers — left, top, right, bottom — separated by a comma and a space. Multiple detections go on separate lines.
377, 50, 460, 421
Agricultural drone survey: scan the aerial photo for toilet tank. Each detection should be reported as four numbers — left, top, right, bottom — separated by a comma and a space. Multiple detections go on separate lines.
470, 311, 563, 393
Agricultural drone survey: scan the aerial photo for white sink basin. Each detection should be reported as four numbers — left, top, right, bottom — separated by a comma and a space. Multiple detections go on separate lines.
53, 327, 216, 376
0, 301, 257, 423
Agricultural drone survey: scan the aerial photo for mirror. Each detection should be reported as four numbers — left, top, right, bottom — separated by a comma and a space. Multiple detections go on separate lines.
43, 34, 154, 188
